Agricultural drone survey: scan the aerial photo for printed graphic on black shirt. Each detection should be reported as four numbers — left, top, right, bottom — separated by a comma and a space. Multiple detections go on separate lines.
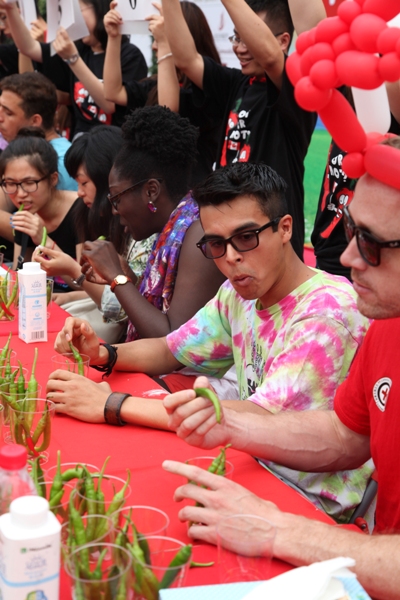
220, 98, 251, 166
319, 149, 355, 239
74, 81, 112, 125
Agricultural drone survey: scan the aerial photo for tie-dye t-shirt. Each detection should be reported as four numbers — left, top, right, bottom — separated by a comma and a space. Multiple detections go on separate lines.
166, 269, 374, 522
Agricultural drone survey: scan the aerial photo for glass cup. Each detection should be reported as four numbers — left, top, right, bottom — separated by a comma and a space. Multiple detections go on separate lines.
51, 353, 90, 378
0, 270, 18, 320
61, 512, 116, 563
114, 505, 170, 540
131, 535, 191, 598
46, 277, 54, 319
65, 542, 133, 599
8, 398, 56, 463
36, 481, 75, 524
216, 514, 276, 583
74, 473, 132, 518
45, 461, 100, 482
1, 379, 41, 444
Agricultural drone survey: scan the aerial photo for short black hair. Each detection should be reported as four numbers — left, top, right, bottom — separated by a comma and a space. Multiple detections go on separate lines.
113, 106, 199, 203
0, 135, 58, 178
246, 0, 294, 43
0, 72, 57, 132
193, 162, 288, 221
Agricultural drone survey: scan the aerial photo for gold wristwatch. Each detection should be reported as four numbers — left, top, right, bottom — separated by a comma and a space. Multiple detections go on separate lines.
110, 274, 132, 293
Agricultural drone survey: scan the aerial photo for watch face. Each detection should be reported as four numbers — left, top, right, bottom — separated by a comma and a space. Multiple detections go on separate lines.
115, 275, 128, 284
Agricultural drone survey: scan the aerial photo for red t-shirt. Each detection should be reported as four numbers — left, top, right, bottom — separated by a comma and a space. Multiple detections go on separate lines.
335, 318, 400, 533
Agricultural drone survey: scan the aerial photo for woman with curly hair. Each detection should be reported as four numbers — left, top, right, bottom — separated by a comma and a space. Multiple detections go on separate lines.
78, 105, 226, 341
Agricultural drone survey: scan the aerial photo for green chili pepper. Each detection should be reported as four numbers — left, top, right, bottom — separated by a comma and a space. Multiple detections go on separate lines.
93, 457, 110, 539
0, 271, 9, 305
159, 544, 192, 590
32, 401, 49, 444
49, 488, 64, 511
34, 403, 52, 453
128, 532, 159, 600
190, 561, 215, 568
68, 341, 85, 377
82, 469, 98, 542
16, 361, 25, 396
0, 333, 11, 369
25, 347, 39, 428
105, 470, 131, 517
194, 387, 222, 423
97, 236, 106, 240
69, 492, 90, 573
28, 457, 46, 498
49, 450, 63, 504
40, 226, 47, 248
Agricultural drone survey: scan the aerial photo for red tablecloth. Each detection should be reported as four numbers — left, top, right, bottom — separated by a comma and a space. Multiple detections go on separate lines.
0, 309, 342, 599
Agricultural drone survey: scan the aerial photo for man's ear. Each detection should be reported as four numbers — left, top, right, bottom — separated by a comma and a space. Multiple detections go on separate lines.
277, 32, 291, 54
279, 214, 292, 244
30, 114, 44, 128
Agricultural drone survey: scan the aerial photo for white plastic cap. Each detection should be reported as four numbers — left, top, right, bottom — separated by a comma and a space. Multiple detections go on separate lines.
10, 496, 49, 528
21, 262, 42, 272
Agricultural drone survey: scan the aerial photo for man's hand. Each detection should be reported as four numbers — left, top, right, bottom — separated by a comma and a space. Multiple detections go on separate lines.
163, 459, 280, 547
53, 27, 78, 61
104, 0, 123, 38
46, 370, 111, 423
80, 240, 123, 285
54, 316, 102, 363
163, 376, 231, 448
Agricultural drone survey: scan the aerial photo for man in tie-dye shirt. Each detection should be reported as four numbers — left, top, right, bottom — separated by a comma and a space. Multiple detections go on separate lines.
51, 163, 372, 523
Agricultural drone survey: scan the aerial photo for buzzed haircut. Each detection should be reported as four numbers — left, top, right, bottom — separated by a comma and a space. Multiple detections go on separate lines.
246, 0, 294, 42
0, 72, 57, 132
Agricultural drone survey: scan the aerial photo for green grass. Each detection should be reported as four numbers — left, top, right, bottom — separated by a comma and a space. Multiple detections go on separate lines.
303, 128, 331, 245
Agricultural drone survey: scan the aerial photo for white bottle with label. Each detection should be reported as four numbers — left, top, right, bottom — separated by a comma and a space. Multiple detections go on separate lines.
18, 262, 47, 343
0, 496, 61, 600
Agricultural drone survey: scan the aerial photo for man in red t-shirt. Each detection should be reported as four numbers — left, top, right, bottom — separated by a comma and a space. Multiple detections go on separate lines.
162, 137, 400, 600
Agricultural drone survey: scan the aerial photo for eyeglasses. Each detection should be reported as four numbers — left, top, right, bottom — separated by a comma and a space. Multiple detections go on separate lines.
107, 178, 162, 210
1, 175, 49, 194
343, 205, 400, 266
228, 32, 284, 47
197, 217, 282, 259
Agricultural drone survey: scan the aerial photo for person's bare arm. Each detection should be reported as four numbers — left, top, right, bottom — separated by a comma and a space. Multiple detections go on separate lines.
18, 17, 48, 73
289, 0, 326, 35
221, 0, 285, 89
162, 0, 204, 89
1, 2, 43, 62
103, 2, 128, 105
163, 460, 400, 600
53, 28, 115, 114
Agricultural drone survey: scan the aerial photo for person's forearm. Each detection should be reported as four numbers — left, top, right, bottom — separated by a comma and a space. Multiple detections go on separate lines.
274, 511, 400, 600
114, 336, 182, 375
120, 396, 171, 430
69, 58, 115, 113
288, 0, 326, 35
5, 4, 42, 62
157, 39, 180, 112
103, 35, 128, 105
18, 52, 34, 73
223, 409, 370, 472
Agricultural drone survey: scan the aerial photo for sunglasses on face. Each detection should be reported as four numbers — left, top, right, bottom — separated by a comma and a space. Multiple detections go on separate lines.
343, 205, 400, 266
196, 217, 282, 259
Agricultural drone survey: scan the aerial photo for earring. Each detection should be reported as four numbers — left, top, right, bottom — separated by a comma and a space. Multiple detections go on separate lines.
147, 200, 157, 213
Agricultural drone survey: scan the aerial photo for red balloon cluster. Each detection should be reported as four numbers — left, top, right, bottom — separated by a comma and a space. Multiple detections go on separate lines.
287, 0, 400, 188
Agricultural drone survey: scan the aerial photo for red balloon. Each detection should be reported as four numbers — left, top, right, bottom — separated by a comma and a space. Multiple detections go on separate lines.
296, 28, 316, 55
315, 16, 349, 44
379, 53, 400, 82
336, 51, 382, 89
286, 52, 303, 86
295, 76, 332, 111
364, 144, 400, 190
310, 42, 335, 64
350, 14, 386, 53
299, 46, 314, 76
377, 27, 400, 54
332, 33, 357, 56
319, 89, 367, 154
310, 60, 338, 90
362, 0, 400, 22
337, 1, 362, 24
342, 153, 366, 179
365, 132, 388, 148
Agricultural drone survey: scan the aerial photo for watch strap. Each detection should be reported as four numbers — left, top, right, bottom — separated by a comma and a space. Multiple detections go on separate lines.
72, 273, 86, 288
104, 392, 131, 426
63, 53, 79, 65
110, 275, 133, 293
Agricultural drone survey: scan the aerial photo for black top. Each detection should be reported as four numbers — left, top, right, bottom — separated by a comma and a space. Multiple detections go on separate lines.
0, 43, 19, 79
191, 57, 317, 259
41, 39, 147, 137
124, 76, 221, 186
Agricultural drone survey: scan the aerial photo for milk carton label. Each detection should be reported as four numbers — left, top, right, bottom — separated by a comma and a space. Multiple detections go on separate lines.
18, 268, 47, 344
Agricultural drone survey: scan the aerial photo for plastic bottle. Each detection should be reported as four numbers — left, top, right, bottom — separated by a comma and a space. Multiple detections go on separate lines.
0, 445, 37, 516
0, 495, 61, 600
18, 262, 47, 344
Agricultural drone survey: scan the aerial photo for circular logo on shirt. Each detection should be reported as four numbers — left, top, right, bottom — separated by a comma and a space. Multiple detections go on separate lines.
373, 377, 392, 412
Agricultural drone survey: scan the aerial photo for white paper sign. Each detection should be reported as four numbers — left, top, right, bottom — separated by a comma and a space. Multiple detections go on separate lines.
18, 0, 37, 29
46, 0, 89, 47
117, 0, 154, 36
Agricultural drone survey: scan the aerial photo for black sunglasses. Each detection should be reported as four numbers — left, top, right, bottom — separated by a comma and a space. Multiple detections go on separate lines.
107, 178, 162, 210
343, 205, 400, 266
196, 217, 282, 259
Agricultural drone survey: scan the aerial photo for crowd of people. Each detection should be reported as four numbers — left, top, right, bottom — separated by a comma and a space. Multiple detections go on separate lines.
0, 0, 399, 597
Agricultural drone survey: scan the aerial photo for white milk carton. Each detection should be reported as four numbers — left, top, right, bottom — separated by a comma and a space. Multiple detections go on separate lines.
18, 262, 47, 343
0, 496, 61, 600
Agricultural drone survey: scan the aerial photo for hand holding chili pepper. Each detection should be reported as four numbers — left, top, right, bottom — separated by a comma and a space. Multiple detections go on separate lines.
10, 210, 45, 245
32, 246, 77, 279
54, 316, 101, 363
80, 239, 125, 286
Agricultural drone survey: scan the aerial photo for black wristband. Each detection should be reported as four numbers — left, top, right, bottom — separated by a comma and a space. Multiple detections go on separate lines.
91, 343, 118, 378
104, 392, 130, 426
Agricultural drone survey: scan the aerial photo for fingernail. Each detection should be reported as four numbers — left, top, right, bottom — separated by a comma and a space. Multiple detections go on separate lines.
65, 333, 71, 341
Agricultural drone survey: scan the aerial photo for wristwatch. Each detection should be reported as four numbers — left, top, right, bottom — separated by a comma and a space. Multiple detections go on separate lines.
63, 53, 79, 65
72, 273, 86, 288
110, 274, 133, 293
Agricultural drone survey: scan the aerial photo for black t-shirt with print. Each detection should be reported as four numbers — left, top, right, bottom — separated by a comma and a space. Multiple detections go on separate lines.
41, 39, 147, 137
191, 57, 317, 259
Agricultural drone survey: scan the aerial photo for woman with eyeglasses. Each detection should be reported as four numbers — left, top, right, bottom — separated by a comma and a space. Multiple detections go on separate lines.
0, 133, 79, 286
78, 105, 226, 343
